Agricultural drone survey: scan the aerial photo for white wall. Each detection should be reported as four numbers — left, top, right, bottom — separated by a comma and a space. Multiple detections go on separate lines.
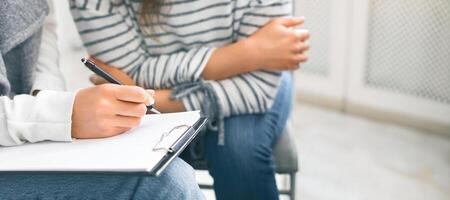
54, 0, 91, 91
293, 0, 450, 134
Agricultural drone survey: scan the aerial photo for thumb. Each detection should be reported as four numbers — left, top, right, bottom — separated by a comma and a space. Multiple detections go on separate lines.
277, 17, 304, 27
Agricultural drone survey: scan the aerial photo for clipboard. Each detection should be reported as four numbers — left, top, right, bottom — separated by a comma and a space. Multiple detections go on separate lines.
0, 111, 207, 176
150, 116, 207, 176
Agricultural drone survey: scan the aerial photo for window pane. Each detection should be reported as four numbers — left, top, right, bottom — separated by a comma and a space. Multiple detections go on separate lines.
366, 0, 450, 104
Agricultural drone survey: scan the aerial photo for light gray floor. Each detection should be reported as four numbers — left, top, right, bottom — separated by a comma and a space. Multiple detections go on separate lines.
291, 105, 449, 200
54, 2, 449, 199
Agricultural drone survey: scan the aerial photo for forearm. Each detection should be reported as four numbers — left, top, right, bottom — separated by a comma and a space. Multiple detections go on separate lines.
0, 91, 74, 146
210, 71, 282, 117
154, 90, 186, 113
170, 70, 283, 119
202, 39, 259, 81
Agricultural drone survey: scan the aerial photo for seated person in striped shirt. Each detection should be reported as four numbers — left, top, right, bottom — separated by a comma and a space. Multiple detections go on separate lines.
70, 0, 309, 199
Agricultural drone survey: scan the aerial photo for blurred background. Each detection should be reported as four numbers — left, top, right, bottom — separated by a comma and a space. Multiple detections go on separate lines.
54, 0, 449, 199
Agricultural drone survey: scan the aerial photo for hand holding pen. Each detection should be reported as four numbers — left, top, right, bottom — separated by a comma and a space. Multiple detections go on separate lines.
81, 58, 161, 114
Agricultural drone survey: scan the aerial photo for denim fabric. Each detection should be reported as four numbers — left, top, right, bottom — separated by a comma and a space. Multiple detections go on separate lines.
205, 72, 293, 200
0, 158, 205, 200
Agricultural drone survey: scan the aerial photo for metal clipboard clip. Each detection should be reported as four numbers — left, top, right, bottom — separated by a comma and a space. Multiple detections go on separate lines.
152, 125, 191, 153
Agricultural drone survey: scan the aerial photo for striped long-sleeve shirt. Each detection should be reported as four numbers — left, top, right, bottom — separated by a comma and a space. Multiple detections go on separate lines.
70, 0, 292, 144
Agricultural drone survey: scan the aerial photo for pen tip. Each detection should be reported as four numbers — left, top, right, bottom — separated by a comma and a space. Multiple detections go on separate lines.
151, 108, 162, 114
81, 58, 86, 63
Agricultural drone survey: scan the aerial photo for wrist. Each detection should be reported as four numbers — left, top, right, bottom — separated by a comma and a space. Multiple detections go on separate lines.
240, 37, 262, 71
154, 90, 186, 113
70, 89, 84, 139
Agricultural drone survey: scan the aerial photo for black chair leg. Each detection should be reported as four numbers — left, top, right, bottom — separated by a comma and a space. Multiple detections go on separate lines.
290, 172, 296, 200
198, 172, 298, 199
199, 183, 214, 190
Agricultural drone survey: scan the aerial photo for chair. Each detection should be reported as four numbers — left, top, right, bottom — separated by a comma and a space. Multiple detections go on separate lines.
185, 120, 299, 200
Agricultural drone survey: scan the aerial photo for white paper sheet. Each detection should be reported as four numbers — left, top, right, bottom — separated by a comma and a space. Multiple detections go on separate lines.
0, 111, 201, 173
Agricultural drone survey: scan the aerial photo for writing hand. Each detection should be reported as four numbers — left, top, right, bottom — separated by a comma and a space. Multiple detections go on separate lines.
71, 84, 154, 139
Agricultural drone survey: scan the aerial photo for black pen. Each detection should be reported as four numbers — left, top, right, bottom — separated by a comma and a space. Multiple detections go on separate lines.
81, 58, 161, 114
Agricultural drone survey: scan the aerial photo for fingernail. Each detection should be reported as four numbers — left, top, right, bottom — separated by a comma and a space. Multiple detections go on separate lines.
145, 90, 155, 106
296, 29, 310, 37
146, 89, 155, 97
148, 98, 155, 106
145, 95, 155, 106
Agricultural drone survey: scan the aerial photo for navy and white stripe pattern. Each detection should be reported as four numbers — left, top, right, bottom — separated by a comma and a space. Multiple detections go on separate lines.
70, 0, 292, 142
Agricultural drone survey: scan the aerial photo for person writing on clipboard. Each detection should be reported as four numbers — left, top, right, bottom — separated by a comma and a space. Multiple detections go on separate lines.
0, 0, 204, 199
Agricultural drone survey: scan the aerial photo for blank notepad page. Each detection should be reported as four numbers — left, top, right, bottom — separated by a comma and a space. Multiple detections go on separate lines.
0, 111, 201, 173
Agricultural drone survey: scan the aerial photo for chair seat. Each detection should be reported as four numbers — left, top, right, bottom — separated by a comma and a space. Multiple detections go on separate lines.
273, 122, 298, 174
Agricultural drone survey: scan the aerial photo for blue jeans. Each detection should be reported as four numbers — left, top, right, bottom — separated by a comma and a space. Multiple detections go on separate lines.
205, 72, 293, 200
0, 158, 204, 200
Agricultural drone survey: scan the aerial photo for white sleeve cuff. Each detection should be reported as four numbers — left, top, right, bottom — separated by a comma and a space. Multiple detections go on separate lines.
17, 90, 75, 143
